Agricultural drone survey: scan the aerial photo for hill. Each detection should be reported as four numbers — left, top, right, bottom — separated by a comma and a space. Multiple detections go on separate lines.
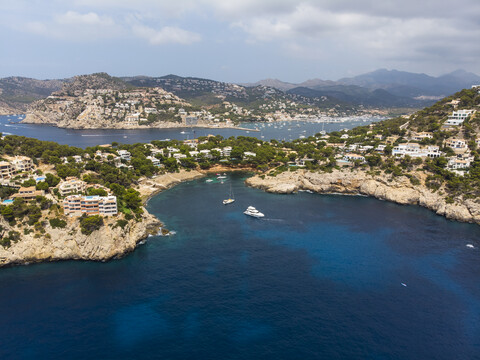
0, 77, 63, 114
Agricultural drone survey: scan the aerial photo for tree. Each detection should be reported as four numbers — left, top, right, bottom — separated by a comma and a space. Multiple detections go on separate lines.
80, 215, 104, 235
36, 181, 49, 191
124, 188, 142, 212
45, 173, 60, 187
1, 206, 14, 223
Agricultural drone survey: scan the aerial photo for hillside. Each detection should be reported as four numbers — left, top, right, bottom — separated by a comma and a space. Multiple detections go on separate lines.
287, 85, 421, 108
23, 73, 191, 129
0, 76, 63, 114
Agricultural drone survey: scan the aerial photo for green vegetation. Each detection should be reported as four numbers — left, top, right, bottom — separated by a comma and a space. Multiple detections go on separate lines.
49, 218, 67, 229
80, 215, 104, 235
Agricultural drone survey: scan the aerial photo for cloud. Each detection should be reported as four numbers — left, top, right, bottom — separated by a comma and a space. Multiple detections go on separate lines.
132, 25, 201, 45
55, 11, 115, 26
22, 10, 121, 41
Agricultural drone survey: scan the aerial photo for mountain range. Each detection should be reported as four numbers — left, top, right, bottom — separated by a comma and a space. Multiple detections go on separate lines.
1, 69, 479, 114
247, 69, 480, 107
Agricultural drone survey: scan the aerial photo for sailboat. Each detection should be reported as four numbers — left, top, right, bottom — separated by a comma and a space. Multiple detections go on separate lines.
223, 183, 235, 205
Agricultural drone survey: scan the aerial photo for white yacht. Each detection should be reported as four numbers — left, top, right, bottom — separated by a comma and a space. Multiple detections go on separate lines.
244, 206, 264, 218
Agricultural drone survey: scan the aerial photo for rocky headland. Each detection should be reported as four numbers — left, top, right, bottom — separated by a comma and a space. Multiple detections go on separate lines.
0, 170, 206, 268
0, 211, 161, 268
246, 169, 480, 225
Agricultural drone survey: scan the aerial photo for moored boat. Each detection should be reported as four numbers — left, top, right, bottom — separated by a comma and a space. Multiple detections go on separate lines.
244, 206, 264, 218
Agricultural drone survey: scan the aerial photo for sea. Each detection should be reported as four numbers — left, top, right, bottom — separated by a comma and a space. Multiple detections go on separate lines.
0, 115, 385, 148
1, 173, 480, 359
1, 115, 480, 359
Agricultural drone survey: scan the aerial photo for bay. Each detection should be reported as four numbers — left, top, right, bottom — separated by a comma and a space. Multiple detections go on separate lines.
1, 173, 479, 359
0, 115, 384, 148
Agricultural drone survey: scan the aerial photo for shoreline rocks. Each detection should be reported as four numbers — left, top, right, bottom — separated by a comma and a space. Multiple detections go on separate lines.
0, 211, 161, 268
245, 169, 480, 225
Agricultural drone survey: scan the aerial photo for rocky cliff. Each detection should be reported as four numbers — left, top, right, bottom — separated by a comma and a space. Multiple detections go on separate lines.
246, 169, 480, 225
0, 210, 161, 268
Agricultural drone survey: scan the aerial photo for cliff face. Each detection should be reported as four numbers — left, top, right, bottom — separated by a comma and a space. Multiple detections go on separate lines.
0, 210, 161, 268
246, 169, 480, 225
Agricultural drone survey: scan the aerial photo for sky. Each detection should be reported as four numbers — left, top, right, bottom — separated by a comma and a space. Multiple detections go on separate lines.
1, 0, 479, 83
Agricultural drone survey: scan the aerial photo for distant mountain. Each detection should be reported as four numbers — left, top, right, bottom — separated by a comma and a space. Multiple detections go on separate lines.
338, 69, 480, 97
243, 79, 297, 91
287, 85, 421, 108
0, 76, 63, 113
248, 69, 480, 108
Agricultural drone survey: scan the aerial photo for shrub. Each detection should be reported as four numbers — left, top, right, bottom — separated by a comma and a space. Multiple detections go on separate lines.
49, 218, 67, 229
80, 215, 104, 235
114, 219, 129, 229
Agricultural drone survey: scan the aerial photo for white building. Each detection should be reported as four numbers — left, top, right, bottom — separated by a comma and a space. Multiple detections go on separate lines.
392, 144, 441, 158
447, 158, 471, 170
444, 110, 476, 126
63, 195, 117, 216
117, 150, 131, 161
58, 177, 87, 196
146, 156, 161, 167
222, 147, 232, 157
342, 154, 366, 163
11, 156, 34, 173
411, 132, 433, 141
445, 138, 467, 149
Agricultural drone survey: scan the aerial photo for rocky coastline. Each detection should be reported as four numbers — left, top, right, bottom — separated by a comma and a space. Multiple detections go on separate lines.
0, 170, 205, 268
137, 170, 205, 203
0, 211, 161, 268
20, 112, 253, 131
245, 169, 480, 225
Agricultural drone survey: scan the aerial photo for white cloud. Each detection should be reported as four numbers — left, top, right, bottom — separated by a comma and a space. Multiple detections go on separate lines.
22, 11, 121, 41
132, 24, 201, 45
55, 11, 115, 26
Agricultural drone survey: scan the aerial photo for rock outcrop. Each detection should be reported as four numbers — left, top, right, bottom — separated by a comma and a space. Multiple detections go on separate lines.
137, 170, 205, 202
0, 210, 161, 268
246, 169, 480, 225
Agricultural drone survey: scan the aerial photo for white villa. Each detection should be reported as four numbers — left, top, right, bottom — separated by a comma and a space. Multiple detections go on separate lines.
392, 144, 442, 158
444, 110, 476, 126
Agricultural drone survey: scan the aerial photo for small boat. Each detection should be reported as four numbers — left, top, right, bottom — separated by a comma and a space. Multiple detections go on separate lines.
244, 206, 264, 218
223, 183, 235, 205
217, 175, 227, 179
206, 179, 213, 183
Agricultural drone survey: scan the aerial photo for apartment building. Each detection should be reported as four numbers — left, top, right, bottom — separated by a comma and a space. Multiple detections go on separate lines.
0, 161, 15, 179
63, 195, 118, 216
58, 177, 87, 196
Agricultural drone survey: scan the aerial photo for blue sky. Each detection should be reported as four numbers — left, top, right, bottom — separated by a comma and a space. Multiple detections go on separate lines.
1, 0, 479, 83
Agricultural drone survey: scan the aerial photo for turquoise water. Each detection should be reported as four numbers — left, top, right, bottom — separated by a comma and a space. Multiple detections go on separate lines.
1, 173, 479, 359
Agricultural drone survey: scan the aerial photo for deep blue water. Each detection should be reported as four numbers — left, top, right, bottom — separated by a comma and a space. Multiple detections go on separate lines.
0, 115, 383, 148
1, 173, 480, 359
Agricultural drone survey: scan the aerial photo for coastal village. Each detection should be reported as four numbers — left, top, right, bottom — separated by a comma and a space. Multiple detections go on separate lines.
21, 73, 383, 129
0, 82, 479, 265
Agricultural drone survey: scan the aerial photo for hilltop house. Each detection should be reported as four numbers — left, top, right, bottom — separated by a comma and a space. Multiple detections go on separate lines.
11, 186, 45, 200
342, 153, 366, 163
0, 162, 15, 179
11, 156, 34, 173
444, 110, 476, 126
392, 143, 442, 158
58, 177, 87, 196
